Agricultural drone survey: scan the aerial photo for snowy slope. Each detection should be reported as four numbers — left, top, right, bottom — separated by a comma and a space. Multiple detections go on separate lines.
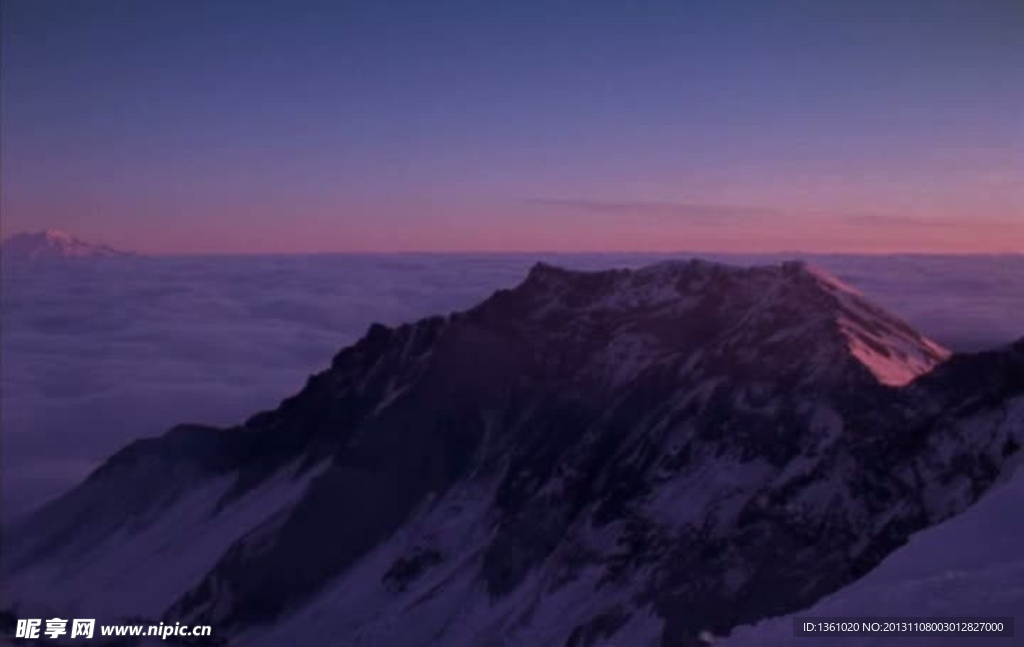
3, 457, 327, 622
799, 264, 951, 385
724, 399, 1024, 647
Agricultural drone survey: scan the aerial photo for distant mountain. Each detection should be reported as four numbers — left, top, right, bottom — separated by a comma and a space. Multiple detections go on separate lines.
3, 260, 1022, 647
0, 229, 135, 259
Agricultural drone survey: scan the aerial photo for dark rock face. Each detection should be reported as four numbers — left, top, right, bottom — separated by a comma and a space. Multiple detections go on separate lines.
383, 547, 444, 592
6, 260, 1023, 647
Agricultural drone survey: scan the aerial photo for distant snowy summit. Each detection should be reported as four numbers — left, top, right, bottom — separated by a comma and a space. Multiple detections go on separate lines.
1, 229, 135, 260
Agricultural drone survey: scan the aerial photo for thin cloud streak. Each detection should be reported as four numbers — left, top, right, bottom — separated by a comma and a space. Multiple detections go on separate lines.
841, 214, 1020, 229
530, 198, 1020, 232
526, 199, 781, 223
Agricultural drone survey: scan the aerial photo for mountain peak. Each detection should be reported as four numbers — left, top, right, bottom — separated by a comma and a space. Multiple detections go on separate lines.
43, 228, 74, 241
1, 229, 135, 260
512, 258, 948, 386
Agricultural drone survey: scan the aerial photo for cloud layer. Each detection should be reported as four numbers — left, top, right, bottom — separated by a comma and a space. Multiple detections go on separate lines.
3, 253, 1022, 520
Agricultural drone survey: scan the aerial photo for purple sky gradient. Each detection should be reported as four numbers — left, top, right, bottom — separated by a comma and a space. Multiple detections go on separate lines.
2, 0, 1022, 253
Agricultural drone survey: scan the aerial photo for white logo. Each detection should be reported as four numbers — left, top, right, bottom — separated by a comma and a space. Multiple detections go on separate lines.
45, 618, 68, 639
15, 619, 41, 639
72, 618, 96, 638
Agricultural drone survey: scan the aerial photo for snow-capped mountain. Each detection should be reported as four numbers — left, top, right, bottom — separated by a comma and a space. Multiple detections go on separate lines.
1, 229, 133, 260
3, 260, 1021, 647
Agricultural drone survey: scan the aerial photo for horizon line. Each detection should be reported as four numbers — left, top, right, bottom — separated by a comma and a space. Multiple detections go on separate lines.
5, 249, 1023, 258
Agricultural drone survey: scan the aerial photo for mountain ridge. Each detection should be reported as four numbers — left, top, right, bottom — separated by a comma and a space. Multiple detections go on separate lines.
4, 259, 1021, 647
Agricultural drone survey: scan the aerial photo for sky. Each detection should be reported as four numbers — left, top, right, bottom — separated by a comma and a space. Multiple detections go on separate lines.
1, 0, 1022, 253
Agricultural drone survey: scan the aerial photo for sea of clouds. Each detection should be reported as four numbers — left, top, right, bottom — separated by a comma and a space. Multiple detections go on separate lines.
2, 253, 1023, 521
